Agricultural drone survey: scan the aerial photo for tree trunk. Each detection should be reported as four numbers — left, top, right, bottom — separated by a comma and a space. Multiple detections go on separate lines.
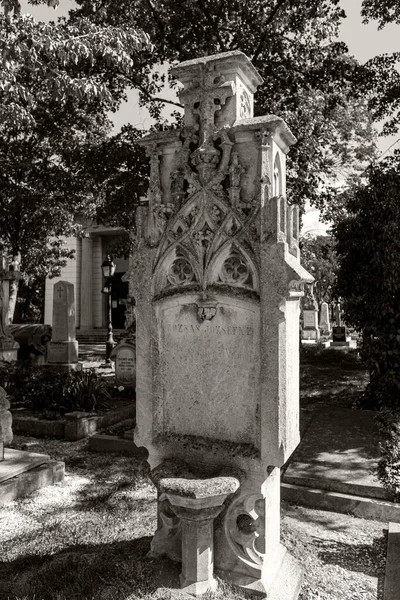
7, 278, 19, 324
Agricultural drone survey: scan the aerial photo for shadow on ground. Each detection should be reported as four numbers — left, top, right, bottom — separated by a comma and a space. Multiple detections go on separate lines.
0, 536, 185, 600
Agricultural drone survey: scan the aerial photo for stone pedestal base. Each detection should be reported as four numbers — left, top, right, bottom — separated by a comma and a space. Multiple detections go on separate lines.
302, 328, 319, 342
168, 496, 228, 596
0, 345, 18, 362
323, 339, 357, 349
150, 459, 241, 597
48, 340, 79, 364
216, 546, 303, 599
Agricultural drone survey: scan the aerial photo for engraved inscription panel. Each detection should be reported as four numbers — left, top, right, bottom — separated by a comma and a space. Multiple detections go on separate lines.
115, 347, 136, 386
303, 310, 316, 328
157, 297, 260, 445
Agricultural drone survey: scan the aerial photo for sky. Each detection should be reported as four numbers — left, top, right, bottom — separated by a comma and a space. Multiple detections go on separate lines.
19, 0, 400, 234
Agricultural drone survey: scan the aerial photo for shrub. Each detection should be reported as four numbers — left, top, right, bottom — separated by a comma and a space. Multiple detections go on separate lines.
62, 369, 111, 413
0, 363, 111, 415
376, 409, 400, 502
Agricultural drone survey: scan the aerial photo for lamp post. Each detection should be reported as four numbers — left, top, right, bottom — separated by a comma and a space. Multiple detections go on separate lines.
101, 255, 116, 365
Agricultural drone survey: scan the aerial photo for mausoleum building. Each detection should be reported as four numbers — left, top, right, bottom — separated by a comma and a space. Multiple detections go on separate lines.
44, 224, 130, 331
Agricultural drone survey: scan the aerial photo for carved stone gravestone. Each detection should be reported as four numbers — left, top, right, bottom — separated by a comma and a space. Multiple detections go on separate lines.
111, 341, 136, 387
125, 50, 313, 598
302, 284, 319, 343
47, 281, 79, 368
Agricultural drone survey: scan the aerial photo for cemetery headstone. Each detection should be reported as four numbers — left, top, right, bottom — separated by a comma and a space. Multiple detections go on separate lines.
332, 326, 346, 343
126, 50, 313, 598
47, 281, 79, 368
319, 301, 331, 334
335, 301, 342, 326
111, 340, 136, 387
0, 258, 20, 362
302, 285, 319, 342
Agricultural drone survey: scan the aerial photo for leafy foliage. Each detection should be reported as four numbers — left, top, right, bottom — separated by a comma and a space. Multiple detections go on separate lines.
361, 0, 400, 27
0, 361, 111, 413
377, 409, 400, 501
300, 235, 338, 306
334, 150, 400, 415
65, 0, 381, 215
0, 5, 150, 320
62, 368, 111, 412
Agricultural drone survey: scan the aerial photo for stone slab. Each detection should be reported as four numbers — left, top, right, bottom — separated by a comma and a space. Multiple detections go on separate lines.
12, 416, 65, 438
0, 448, 50, 483
282, 482, 400, 523
0, 460, 64, 506
89, 434, 148, 457
13, 405, 134, 441
47, 340, 79, 364
156, 296, 260, 446
384, 522, 400, 600
283, 407, 386, 500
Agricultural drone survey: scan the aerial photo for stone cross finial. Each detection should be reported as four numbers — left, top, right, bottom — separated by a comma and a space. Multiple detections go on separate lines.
171, 51, 263, 132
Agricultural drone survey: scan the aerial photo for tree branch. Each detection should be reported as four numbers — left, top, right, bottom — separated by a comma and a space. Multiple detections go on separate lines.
251, 0, 289, 63
197, 0, 227, 52
123, 74, 183, 109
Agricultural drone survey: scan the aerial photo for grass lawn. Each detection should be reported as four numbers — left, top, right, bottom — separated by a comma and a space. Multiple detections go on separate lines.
0, 347, 386, 600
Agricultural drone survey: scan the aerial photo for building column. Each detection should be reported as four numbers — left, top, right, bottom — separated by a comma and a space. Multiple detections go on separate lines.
80, 236, 93, 329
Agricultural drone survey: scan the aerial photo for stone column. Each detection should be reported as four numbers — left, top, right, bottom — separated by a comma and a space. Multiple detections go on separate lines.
80, 236, 93, 329
167, 495, 230, 596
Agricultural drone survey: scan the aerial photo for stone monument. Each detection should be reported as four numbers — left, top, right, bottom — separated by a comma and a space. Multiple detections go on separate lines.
302, 284, 319, 343
0, 256, 20, 362
47, 281, 79, 369
319, 301, 331, 335
325, 302, 356, 349
126, 51, 313, 598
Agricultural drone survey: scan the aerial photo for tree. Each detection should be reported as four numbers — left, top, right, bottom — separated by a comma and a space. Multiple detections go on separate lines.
361, 0, 400, 27
300, 235, 338, 306
64, 0, 383, 218
0, 6, 150, 320
333, 150, 400, 412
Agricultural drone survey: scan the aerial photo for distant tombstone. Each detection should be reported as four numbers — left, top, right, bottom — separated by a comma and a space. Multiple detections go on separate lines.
0, 387, 12, 460
319, 301, 331, 334
302, 285, 319, 342
0, 263, 20, 362
111, 341, 136, 387
332, 326, 347, 343
47, 281, 79, 367
335, 302, 342, 327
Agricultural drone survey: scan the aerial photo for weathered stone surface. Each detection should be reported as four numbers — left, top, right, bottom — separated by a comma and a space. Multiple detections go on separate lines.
51, 281, 76, 342
155, 294, 259, 446
0, 459, 64, 506
47, 281, 78, 366
47, 340, 78, 364
384, 522, 400, 600
0, 448, 49, 483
